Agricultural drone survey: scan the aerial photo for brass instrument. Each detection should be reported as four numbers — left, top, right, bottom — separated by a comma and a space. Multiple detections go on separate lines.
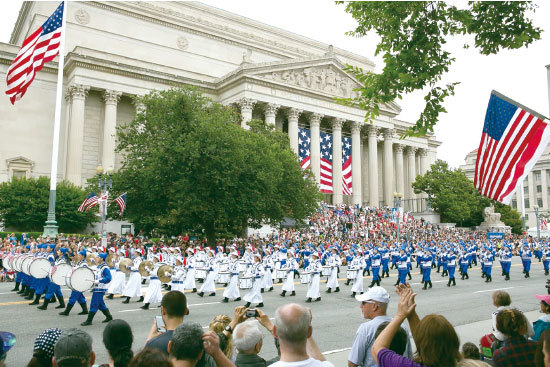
86, 253, 99, 266
105, 254, 115, 268
157, 265, 174, 283
138, 260, 153, 277
119, 258, 133, 274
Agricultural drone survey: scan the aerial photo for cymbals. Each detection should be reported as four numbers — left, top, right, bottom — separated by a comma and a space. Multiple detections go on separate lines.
157, 265, 174, 283
86, 253, 99, 266
119, 258, 133, 274
105, 254, 115, 268
138, 260, 153, 277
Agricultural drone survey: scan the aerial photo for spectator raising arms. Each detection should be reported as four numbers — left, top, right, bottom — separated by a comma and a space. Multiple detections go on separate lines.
129, 349, 172, 367
101, 320, 134, 367
27, 328, 61, 367
209, 315, 235, 361
372, 283, 462, 367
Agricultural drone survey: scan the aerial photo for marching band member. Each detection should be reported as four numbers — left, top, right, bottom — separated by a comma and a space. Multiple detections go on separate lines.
106, 253, 126, 299
171, 256, 186, 293
395, 249, 408, 286
243, 253, 264, 308
349, 251, 365, 297
369, 248, 382, 287
421, 249, 433, 290
122, 249, 143, 303
446, 250, 457, 287
280, 250, 298, 297
141, 255, 163, 310
483, 249, 494, 283
261, 248, 274, 292
81, 252, 113, 326
222, 252, 241, 303
459, 250, 470, 280
183, 248, 198, 293
198, 248, 218, 297
305, 252, 322, 303
520, 244, 532, 278
501, 246, 512, 280
59, 249, 88, 316
28, 244, 48, 305
543, 245, 550, 276
38, 244, 65, 310
325, 247, 341, 293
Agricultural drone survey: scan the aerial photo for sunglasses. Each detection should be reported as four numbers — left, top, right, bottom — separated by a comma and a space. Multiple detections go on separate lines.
361, 300, 376, 305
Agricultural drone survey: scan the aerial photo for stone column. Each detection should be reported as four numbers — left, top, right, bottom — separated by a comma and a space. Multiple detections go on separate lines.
264, 103, 279, 127
383, 128, 394, 206
102, 90, 122, 171
419, 148, 428, 175
332, 118, 344, 204
361, 136, 369, 203
542, 170, 548, 209
528, 171, 536, 210
62, 92, 72, 179
309, 113, 323, 185
238, 97, 256, 130
66, 84, 90, 186
394, 144, 404, 198
406, 147, 417, 211
287, 108, 302, 155
367, 126, 379, 207
351, 121, 362, 205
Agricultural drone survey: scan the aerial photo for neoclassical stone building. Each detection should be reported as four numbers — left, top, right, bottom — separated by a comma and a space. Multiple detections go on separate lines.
0, 1, 440, 209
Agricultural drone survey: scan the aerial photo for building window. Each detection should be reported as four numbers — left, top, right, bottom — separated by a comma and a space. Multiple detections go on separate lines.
524, 186, 529, 194
472, 159, 476, 165
538, 185, 543, 193
512, 199, 517, 209
6, 156, 34, 181
525, 199, 530, 208
538, 198, 544, 207
525, 214, 529, 221
535, 171, 541, 181
12, 170, 26, 179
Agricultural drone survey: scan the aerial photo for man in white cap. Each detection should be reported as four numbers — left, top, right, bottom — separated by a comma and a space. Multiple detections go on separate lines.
348, 286, 412, 367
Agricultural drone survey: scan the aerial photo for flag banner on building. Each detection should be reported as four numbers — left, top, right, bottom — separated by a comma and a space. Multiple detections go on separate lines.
298, 128, 311, 170
78, 192, 98, 212
474, 91, 550, 204
342, 135, 352, 195
541, 218, 548, 231
320, 130, 333, 194
5, 2, 64, 104
115, 192, 127, 217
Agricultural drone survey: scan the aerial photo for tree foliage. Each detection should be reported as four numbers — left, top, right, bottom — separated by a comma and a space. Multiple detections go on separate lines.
413, 159, 523, 233
115, 87, 320, 242
0, 177, 97, 232
338, 1, 542, 136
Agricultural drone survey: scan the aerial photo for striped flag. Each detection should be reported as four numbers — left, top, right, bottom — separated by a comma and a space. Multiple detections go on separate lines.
5, 2, 64, 104
78, 192, 98, 212
342, 135, 352, 195
541, 218, 548, 231
474, 91, 550, 204
320, 131, 333, 193
115, 193, 127, 217
298, 128, 311, 170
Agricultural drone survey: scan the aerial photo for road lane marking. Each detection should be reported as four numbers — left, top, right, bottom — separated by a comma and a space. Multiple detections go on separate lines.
474, 287, 514, 294
323, 347, 351, 355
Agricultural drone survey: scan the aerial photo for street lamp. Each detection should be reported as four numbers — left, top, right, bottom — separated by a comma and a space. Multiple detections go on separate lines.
534, 205, 540, 241
394, 192, 403, 243
97, 165, 113, 247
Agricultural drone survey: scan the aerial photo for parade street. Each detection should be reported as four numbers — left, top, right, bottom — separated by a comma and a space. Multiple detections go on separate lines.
1, 256, 545, 366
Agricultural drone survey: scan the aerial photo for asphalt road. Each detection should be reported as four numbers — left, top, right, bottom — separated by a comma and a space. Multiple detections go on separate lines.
1, 256, 546, 366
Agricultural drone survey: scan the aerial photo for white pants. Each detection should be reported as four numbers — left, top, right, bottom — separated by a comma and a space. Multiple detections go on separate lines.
143, 278, 163, 304
123, 271, 142, 298
183, 268, 196, 290
171, 280, 185, 293
107, 270, 126, 295
199, 270, 217, 294
243, 277, 263, 304
307, 273, 320, 299
351, 270, 364, 294
262, 269, 273, 289
327, 267, 339, 289
223, 274, 240, 299
282, 270, 295, 292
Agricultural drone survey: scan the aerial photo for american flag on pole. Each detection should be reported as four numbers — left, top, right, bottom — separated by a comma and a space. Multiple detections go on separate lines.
115, 193, 127, 217
474, 91, 550, 204
342, 135, 352, 195
298, 128, 311, 170
78, 192, 98, 212
541, 218, 548, 231
320, 131, 333, 194
5, 2, 64, 104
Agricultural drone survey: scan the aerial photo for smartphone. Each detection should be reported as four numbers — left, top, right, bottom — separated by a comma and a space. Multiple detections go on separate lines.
155, 315, 166, 333
246, 308, 258, 318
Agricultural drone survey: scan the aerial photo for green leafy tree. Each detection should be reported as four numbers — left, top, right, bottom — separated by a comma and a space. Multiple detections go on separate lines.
338, 1, 542, 136
0, 177, 97, 232
115, 87, 320, 243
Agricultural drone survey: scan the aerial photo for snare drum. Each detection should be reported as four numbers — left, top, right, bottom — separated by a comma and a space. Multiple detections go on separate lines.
66, 267, 95, 292
216, 272, 231, 284
219, 262, 229, 272
237, 261, 248, 273
194, 268, 207, 280
29, 257, 51, 279
300, 272, 312, 284
321, 266, 332, 276
346, 269, 358, 280
275, 269, 286, 279
22, 256, 34, 275
238, 277, 253, 289
14, 255, 26, 272
195, 261, 205, 268
50, 263, 73, 285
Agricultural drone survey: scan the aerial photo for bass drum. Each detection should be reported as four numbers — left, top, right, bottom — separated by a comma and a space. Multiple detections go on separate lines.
66, 267, 95, 292
13, 255, 25, 272
3, 255, 14, 271
50, 263, 73, 285
22, 256, 34, 275
29, 258, 52, 279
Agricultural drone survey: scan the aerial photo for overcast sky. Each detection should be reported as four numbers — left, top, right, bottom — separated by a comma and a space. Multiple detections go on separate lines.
2, 0, 549, 168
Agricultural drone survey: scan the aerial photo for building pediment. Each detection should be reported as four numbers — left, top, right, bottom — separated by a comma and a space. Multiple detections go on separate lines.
6, 156, 34, 167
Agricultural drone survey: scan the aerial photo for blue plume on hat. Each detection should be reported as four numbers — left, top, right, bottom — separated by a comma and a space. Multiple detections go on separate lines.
79, 250, 86, 256
59, 248, 68, 254
98, 253, 108, 260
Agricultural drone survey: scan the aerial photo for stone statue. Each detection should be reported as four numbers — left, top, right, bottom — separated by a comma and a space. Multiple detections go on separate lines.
482, 204, 502, 225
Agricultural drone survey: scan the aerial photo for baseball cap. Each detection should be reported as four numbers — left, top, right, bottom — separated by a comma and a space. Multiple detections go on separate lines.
536, 294, 550, 304
355, 286, 390, 303
54, 328, 93, 365
34, 328, 62, 360
0, 332, 16, 360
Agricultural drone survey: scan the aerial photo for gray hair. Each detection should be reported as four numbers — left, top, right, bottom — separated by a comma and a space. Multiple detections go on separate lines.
274, 304, 310, 343
170, 322, 204, 361
234, 320, 263, 353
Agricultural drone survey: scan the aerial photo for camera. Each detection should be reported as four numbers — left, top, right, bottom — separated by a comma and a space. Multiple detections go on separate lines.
246, 308, 258, 318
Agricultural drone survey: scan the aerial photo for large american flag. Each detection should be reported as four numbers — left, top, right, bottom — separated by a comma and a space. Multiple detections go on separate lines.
5, 2, 64, 104
115, 193, 127, 217
320, 131, 333, 193
78, 192, 98, 212
474, 91, 550, 204
342, 135, 352, 195
298, 128, 311, 170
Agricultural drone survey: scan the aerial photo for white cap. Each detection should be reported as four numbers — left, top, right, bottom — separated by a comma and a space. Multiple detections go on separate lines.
355, 286, 390, 304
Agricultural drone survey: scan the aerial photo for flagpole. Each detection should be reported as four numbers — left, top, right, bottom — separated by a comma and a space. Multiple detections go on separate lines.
43, 1, 67, 238
519, 180, 526, 231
